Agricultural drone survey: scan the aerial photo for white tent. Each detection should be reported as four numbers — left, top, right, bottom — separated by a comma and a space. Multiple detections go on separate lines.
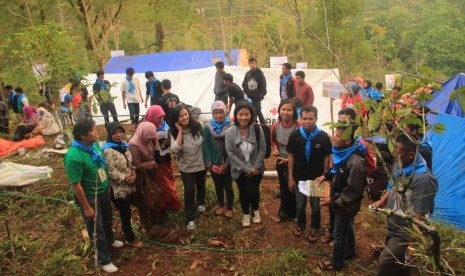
84, 66, 341, 133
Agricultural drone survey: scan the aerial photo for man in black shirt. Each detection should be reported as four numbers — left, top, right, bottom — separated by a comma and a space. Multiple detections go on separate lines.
144, 71, 163, 108
156, 79, 180, 123
242, 57, 267, 124
287, 105, 332, 241
222, 73, 245, 114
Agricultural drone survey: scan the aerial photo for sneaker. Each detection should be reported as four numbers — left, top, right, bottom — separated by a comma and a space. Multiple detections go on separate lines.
242, 214, 251, 227
101, 262, 118, 273
125, 240, 144, 248
252, 210, 261, 224
111, 240, 124, 248
197, 205, 206, 213
187, 221, 196, 231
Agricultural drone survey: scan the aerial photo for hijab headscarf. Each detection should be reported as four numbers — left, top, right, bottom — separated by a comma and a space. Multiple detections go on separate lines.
144, 105, 165, 129
128, 122, 157, 160
101, 122, 129, 154
23, 105, 37, 121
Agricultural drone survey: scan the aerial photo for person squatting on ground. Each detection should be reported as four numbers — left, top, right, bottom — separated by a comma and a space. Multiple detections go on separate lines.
375, 133, 437, 276
271, 99, 301, 222
317, 113, 368, 272
144, 105, 182, 219
64, 119, 123, 273
225, 103, 266, 227
286, 105, 332, 241
121, 67, 144, 130
203, 101, 234, 218
242, 57, 267, 124
169, 104, 207, 231
93, 70, 118, 126
101, 122, 143, 249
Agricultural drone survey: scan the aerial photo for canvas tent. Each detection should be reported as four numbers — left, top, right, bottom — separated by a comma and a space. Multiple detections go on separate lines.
86, 50, 342, 132
426, 73, 465, 230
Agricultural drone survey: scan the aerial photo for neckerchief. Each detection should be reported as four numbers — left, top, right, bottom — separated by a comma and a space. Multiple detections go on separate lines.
157, 120, 169, 132
96, 79, 108, 91
387, 156, 429, 191
8, 90, 16, 102
280, 73, 292, 88
149, 78, 158, 98
331, 136, 366, 174
71, 140, 106, 168
126, 76, 135, 94
299, 126, 321, 162
419, 138, 432, 150
369, 89, 384, 101
209, 118, 231, 137
101, 141, 130, 154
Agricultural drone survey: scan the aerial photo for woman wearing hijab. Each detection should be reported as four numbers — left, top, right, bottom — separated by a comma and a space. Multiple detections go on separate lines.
144, 105, 181, 219
128, 122, 160, 233
102, 122, 143, 248
13, 105, 40, 141
36, 107, 60, 136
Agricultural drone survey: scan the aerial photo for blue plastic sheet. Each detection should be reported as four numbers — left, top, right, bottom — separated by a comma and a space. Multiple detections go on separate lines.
104, 49, 242, 74
430, 113, 465, 230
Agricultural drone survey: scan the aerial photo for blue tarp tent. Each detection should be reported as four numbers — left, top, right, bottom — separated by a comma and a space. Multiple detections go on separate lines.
104, 49, 249, 74
426, 73, 465, 230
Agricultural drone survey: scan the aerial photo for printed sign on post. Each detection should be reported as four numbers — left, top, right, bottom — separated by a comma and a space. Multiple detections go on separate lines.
385, 74, 395, 90
111, 50, 125, 57
296, 62, 308, 69
322, 82, 346, 99
270, 56, 288, 69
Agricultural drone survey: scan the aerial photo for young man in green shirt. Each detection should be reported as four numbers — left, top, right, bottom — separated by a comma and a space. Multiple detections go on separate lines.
64, 119, 123, 273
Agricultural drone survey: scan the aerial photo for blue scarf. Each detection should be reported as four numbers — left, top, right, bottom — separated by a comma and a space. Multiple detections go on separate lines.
149, 78, 159, 98
331, 137, 366, 174
17, 94, 25, 110
280, 73, 293, 88
157, 120, 169, 132
71, 140, 106, 168
209, 118, 231, 135
300, 126, 321, 162
101, 141, 130, 152
126, 76, 135, 94
96, 79, 108, 91
387, 156, 429, 191
8, 90, 16, 102
369, 89, 384, 101
419, 138, 432, 150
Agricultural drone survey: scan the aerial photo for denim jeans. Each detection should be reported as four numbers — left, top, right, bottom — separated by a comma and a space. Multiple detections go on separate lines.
295, 190, 321, 230
377, 234, 411, 276
74, 188, 114, 266
110, 189, 135, 243
235, 173, 262, 215
250, 98, 265, 124
332, 213, 355, 270
277, 163, 296, 219
180, 170, 206, 222
211, 171, 234, 210
100, 102, 118, 125
127, 103, 140, 125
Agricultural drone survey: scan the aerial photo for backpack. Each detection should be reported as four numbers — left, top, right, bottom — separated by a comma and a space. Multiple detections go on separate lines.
253, 124, 271, 159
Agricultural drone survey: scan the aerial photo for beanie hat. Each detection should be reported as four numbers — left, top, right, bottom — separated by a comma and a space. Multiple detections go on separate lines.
211, 100, 227, 114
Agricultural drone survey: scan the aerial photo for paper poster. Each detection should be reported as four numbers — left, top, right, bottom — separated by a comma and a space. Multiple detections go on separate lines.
270, 56, 288, 69
298, 180, 330, 197
111, 50, 125, 57
385, 74, 395, 90
322, 81, 346, 99
296, 62, 308, 69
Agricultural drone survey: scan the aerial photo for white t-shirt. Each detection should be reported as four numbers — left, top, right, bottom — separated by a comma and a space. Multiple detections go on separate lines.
121, 77, 142, 103
239, 140, 253, 165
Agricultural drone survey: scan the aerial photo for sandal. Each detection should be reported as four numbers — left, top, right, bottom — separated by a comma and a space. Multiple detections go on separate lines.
215, 207, 225, 216
294, 227, 303, 237
224, 209, 233, 219
317, 261, 335, 271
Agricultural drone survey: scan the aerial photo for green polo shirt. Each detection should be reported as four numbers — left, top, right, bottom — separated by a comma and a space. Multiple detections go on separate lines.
64, 143, 108, 195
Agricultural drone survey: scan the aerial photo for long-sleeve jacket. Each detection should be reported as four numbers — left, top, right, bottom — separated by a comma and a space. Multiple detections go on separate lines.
242, 68, 267, 99
225, 124, 266, 179
170, 128, 206, 173
202, 124, 230, 169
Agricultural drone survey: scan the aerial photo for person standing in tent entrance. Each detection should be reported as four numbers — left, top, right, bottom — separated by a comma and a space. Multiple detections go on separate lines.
145, 71, 163, 108
121, 67, 144, 131
242, 57, 267, 124
157, 79, 180, 124
222, 73, 246, 114
64, 119, 123, 273
169, 104, 206, 231
203, 101, 234, 218
375, 133, 437, 276
294, 71, 314, 107
93, 70, 118, 126
225, 103, 266, 227
271, 99, 301, 222
213, 61, 228, 105
279, 63, 296, 100
287, 105, 332, 241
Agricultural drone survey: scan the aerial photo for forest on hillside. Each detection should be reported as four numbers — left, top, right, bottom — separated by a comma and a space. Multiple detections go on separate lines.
0, 0, 464, 94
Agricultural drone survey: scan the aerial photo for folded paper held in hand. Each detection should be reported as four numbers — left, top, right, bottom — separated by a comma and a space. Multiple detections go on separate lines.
298, 180, 330, 198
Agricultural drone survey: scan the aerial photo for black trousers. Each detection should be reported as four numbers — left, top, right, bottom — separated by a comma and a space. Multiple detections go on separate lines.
212, 171, 234, 210
180, 170, 207, 222
377, 234, 411, 276
276, 163, 296, 219
100, 102, 118, 125
127, 103, 140, 125
235, 173, 262, 215
250, 98, 266, 124
110, 189, 135, 243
